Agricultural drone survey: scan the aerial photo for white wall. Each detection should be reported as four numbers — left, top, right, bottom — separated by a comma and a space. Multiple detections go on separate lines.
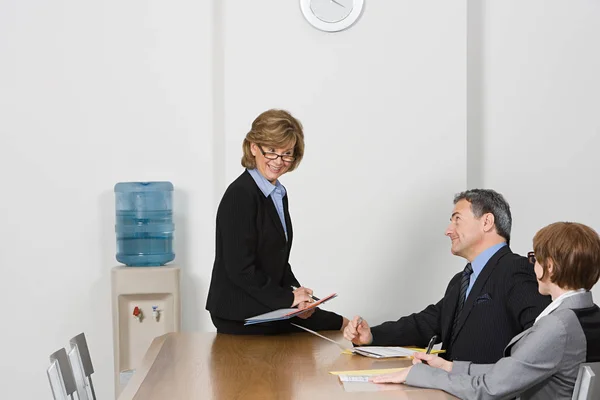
221, 0, 466, 324
470, 0, 600, 300
0, 1, 214, 398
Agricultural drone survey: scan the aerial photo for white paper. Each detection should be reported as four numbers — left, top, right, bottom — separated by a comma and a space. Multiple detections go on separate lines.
341, 382, 404, 393
291, 323, 419, 359
245, 308, 298, 323
245, 293, 338, 325
353, 346, 415, 358
339, 375, 370, 382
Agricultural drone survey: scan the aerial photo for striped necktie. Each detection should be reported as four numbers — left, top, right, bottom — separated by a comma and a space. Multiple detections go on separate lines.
450, 263, 473, 345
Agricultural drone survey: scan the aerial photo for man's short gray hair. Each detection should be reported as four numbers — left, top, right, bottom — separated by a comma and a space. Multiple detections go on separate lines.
454, 189, 512, 244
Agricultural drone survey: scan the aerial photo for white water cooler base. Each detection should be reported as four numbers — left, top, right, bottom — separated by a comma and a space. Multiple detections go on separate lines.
111, 265, 180, 398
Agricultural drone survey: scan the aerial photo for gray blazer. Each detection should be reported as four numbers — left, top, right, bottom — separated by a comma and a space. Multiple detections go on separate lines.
406, 291, 596, 400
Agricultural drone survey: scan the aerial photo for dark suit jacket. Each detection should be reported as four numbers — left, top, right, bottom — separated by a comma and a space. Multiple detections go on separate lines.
205, 170, 342, 331
370, 246, 551, 364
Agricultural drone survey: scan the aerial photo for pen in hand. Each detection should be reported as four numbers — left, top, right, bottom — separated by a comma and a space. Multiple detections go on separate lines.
422, 335, 437, 365
356, 317, 363, 329
290, 286, 320, 302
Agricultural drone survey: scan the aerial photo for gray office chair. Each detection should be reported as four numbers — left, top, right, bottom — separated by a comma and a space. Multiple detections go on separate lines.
48, 348, 77, 400
572, 362, 600, 400
69, 332, 96, 400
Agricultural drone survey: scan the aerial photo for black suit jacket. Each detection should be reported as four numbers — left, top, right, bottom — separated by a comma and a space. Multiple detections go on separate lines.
370, 246, 551, 364
205, 170, 342, 331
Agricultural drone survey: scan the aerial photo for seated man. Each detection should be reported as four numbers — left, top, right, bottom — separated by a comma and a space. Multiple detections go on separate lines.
344, 189, 551, 363
372, 221, 600, 400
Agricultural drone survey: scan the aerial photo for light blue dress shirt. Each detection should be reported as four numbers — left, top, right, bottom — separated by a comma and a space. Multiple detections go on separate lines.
466, 242, 507, 298
247, 168, 288, 240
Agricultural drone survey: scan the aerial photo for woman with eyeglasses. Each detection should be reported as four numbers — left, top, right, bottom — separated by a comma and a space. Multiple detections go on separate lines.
206, 109, 348, 334
371, 221, 600, 400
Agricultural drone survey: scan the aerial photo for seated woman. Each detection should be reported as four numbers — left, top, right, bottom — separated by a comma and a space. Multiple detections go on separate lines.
372, 221, 600, 400
205, 109, 348, 334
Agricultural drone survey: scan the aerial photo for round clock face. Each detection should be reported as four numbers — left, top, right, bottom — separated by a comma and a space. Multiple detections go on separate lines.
300, 0, 364, 32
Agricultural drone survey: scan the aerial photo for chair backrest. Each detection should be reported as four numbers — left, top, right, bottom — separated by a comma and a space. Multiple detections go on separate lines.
47, 359, 68, 400
572, 362, 600, 400
70, 332, 96, 400
68, 344, 90, 400
48, 348, 77, 399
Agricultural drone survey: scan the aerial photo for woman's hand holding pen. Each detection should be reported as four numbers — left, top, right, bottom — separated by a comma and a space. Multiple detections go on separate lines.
343, 315, 373, 345
291, 286, 313, 306
369, 345, 453, 385
412, 353, 453, 372
291, 286, 316, 319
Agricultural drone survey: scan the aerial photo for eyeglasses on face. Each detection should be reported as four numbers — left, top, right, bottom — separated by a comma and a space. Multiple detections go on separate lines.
527, 251, 536, 265
258, 146, 296, 163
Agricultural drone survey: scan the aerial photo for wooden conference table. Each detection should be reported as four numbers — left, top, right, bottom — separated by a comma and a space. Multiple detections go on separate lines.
119, 331, 457, 400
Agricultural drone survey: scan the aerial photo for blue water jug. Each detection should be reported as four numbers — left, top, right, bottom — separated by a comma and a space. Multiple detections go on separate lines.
114, 181, 175, 266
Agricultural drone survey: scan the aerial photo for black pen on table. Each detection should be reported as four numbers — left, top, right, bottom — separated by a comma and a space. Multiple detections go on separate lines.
290, 285, 320, 301
422, 335, 437, 365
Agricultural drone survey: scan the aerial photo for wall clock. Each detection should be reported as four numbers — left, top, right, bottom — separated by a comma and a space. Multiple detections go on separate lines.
300, 0, 365, 32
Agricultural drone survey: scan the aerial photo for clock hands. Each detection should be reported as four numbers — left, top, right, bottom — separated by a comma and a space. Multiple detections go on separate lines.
330, 0, 346, 8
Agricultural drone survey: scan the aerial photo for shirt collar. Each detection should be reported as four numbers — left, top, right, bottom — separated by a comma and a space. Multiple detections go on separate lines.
471, 242, 507, 276
247, 168, 286, 198
535, 289, 587, 324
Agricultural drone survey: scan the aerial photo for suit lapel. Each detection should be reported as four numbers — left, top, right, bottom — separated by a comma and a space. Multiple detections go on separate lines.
283, 194, 292, 244
451, 246, 512, 344
504, 327, 530, 355
443, 275, 462, 344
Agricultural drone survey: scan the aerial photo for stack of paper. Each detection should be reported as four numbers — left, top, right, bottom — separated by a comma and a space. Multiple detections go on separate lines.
331, 368, 409, 393
244, 293, 338, 325
331, 367, 407, 381
351, 346, 416, 358
291, 323, 445, 359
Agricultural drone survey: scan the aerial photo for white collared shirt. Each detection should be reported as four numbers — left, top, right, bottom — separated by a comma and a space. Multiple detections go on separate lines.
534, 288, 587, 324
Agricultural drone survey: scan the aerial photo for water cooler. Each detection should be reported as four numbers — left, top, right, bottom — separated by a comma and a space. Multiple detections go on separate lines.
111, 182, 181, 397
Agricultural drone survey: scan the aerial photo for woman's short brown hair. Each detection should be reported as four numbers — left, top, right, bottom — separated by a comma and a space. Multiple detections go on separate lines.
241, 109, 305, 172
533, 222, 600, 291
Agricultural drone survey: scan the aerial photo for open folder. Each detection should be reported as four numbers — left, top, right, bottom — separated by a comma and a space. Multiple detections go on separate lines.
291, 323, 445, 359
244, 293, 338, 325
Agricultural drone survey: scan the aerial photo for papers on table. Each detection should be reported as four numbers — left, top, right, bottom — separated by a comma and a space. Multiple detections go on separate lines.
291, 323, 430, 358
331, 367, 406, 379
244, 293, 338, 325
340, 381, 405, 393
352, 346, 444, 358
352, 346, 416, 358
339, 375, 370, 382
331, 368, 409, 393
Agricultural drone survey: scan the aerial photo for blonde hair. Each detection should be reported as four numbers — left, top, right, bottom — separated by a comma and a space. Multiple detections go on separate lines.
241, 109, 305, 172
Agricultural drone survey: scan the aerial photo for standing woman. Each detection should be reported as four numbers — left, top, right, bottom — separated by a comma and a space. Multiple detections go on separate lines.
206, 109, 348, 334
